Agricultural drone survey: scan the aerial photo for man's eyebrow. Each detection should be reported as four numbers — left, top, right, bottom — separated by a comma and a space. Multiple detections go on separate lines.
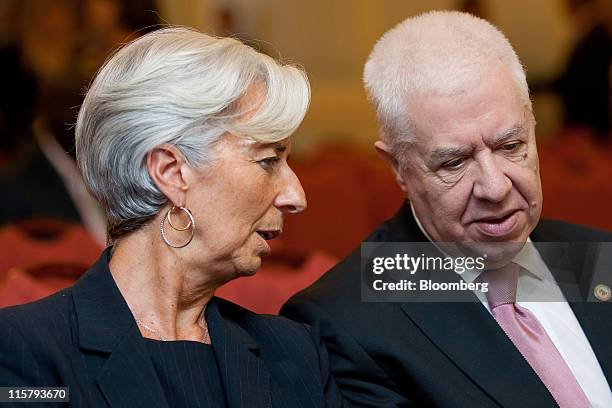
493, 123, 526, 144
428, 146, 473, 163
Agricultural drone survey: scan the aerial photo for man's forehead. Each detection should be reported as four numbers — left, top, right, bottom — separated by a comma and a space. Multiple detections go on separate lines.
405, 67, 528, 126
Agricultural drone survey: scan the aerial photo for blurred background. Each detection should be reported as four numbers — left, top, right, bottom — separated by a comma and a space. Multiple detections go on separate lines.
1, 0, 611, 312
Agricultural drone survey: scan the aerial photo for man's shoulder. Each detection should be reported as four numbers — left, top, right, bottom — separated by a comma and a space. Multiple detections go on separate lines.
535, 219, 612, 242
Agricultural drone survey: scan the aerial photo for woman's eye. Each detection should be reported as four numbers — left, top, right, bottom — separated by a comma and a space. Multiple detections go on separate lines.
258, 157, 280, 170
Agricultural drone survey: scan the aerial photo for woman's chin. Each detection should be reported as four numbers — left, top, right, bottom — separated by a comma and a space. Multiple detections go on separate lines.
234, 255, 263, 277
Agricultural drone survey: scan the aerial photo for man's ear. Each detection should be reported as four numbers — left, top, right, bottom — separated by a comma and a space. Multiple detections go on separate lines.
374, 140, 410, 194
147, 144, 189, 207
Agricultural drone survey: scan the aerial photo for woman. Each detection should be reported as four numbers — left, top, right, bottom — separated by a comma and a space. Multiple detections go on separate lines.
0, 28, 344, 407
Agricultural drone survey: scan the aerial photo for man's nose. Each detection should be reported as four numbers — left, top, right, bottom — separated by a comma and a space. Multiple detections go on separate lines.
472, 153, 512, 203
275, 166, 307, 214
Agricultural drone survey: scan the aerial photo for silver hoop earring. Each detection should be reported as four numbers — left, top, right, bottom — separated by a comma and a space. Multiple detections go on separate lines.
161, 206, 195, 248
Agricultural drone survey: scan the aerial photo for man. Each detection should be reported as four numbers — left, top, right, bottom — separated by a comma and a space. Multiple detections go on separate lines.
281, 11, 612, 407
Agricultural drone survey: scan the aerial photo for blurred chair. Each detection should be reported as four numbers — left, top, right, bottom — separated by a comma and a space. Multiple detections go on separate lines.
281, 147, 402, 259
0, 261, 87, 307
0, 217, 101, 277
539, 131, 612, 230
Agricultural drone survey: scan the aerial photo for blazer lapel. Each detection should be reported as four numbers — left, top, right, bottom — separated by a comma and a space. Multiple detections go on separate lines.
207, 298, 271, 408
388, 206, 556, 406
95, 330, 168, 408
400, 301, 557, 407
72, 249, 168, 408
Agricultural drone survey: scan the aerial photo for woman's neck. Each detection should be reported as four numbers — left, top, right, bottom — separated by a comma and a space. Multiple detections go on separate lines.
108, 227, 217, 341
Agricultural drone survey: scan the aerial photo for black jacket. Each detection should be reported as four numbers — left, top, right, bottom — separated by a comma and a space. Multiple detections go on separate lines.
0, 249, 345, 408
281, 203, 612, 407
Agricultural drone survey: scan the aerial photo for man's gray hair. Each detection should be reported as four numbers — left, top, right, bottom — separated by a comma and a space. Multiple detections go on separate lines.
75, 27, 310, 242
364, 11, 530, 153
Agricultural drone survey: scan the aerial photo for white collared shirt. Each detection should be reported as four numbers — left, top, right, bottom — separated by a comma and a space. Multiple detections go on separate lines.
411, 204, 612, 407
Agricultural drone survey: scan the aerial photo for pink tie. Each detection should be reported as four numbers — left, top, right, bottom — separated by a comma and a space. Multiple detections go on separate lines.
483, 265, 591, 408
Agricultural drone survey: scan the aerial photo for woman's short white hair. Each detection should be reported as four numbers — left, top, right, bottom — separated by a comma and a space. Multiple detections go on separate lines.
364, 11, 530, 151
75, 27, 310, 242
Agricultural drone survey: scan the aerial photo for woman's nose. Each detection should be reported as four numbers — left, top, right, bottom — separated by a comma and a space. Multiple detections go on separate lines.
275, 167, 307, 214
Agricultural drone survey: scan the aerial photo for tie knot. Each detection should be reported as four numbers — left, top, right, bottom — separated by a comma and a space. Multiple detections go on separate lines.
481, 263, 520, 309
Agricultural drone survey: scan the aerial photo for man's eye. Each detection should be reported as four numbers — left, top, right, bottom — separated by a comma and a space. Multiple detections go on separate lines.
501, 142, 522, 152
443, 158, 464, 170
258, 157, 280, 170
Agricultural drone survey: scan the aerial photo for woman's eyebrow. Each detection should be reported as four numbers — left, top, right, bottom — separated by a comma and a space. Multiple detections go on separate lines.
252, 141, 287, 154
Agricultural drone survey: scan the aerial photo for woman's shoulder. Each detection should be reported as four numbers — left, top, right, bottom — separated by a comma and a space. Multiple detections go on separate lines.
0, 287, 74, 326
0, 287, 76, 351
213, 297, 317, 351
214, 296, 309, 332
0, 288, 77, 385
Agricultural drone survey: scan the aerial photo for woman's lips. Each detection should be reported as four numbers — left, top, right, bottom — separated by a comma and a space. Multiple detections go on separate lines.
255, 232, 272, 254
474, 211, 519, 237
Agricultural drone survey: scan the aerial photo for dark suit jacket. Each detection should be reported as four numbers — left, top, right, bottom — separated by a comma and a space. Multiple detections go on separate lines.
0, 249, 345, 408
281, 203, 612, 407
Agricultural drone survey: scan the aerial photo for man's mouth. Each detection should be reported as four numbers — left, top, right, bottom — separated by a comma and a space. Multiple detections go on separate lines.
473, 210, 519, 237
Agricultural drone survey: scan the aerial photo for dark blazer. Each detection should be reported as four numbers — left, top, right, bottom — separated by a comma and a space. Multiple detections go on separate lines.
281, 202, 612, 407
0, 249, 345, 408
